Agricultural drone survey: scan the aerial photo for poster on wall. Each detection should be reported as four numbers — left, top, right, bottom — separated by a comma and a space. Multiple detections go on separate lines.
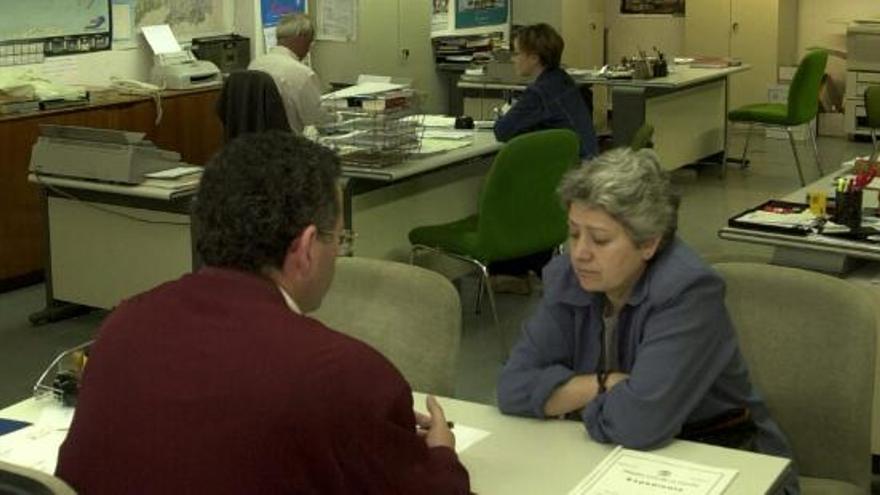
455, 0, 508, 30
260, 0, 307, 51
261, 0, 307, 27
431, 0, 450, 34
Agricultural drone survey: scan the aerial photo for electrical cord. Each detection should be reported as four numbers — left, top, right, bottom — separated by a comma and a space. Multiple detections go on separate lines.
34, 173, 192, 227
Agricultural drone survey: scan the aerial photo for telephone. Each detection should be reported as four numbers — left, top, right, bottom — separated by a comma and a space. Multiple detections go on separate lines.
110, 76, 162, 95
109, 76, 164, 124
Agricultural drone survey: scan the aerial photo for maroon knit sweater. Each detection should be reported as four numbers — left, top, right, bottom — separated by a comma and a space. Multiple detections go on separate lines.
56, 267, 469, 494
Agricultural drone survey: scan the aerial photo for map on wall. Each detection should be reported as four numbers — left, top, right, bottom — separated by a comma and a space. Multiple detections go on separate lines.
0, 0, 111, 55
133, 0, 226, 37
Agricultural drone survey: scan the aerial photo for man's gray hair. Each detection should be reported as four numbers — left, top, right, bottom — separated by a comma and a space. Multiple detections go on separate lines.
557, 148, 679, 248
276, 13, 314, 39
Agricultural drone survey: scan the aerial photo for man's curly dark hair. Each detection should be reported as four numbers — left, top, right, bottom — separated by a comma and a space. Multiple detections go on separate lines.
192, 131, 341, 272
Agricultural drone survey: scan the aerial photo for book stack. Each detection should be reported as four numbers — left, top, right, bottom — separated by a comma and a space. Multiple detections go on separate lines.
432, 34, 499, 66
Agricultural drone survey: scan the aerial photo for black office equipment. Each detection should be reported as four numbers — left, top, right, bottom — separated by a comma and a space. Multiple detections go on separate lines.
192, 34, 251, 75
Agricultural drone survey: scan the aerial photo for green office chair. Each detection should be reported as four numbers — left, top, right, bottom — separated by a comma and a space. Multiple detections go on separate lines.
725, 49, 828, 185
630, 123, 654, 151
865, 85, 880, 163
409, 129, 580, 357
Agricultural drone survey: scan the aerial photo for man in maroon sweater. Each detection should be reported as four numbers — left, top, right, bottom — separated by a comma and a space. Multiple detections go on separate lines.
55, 132, 470, 494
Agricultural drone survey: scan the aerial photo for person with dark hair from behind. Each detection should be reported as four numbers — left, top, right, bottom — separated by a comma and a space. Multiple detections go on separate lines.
490, 23, 599, 294
55, 132, 470, 494
494, 23, 598, 160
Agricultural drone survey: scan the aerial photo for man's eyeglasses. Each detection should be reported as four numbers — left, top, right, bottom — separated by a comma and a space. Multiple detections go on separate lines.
318, 229, 357, 255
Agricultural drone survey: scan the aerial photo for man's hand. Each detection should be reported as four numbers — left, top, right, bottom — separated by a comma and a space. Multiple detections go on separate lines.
414, 395, 455, 450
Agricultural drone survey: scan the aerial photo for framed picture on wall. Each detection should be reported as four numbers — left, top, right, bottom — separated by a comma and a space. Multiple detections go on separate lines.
620, 0, 685, 15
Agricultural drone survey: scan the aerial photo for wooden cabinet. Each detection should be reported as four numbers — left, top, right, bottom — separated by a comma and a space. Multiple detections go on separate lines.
0, 88, 223, 289
685, 0, 798, 109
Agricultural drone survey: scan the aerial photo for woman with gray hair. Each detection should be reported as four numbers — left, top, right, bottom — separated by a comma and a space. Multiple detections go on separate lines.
497, 148, 799, 493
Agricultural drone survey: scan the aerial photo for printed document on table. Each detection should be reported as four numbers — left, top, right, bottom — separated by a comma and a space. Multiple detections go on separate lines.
569, 446, 737, 495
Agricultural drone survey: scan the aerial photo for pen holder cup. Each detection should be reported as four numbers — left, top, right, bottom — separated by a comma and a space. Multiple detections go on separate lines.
833, 189, 863, 230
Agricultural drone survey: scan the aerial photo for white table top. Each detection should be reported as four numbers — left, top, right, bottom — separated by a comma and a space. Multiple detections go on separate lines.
2, 393, 789, 494
459, 65, 751, 91
415, 393, 788, 495
341, 130, 501, 182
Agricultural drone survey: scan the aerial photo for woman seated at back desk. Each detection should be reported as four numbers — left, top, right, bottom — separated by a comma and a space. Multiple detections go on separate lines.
497, 149, 799, 494
493, 23, 598, 159
490, 23, 599, 294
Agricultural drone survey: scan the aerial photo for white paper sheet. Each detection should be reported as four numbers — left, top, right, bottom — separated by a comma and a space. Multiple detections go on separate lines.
568, 446, 738, 495
144, 166, 203, 179
451, 423, 489, 454
317, 0, 357, 42
422, 129, 473, 140
141, 24, 182, 55
0, 403, 74, 474
321, 81, 404, 100
413, 138, 473, 155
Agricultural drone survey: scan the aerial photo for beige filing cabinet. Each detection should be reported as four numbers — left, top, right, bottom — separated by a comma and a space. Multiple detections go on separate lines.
685, 0, 798, 110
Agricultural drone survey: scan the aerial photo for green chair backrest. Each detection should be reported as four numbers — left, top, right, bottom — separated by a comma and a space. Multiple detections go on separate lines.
865, 86, 880, 129
475, 129, 580, 261
786, 49, 828, 125
630, 123, 654, 151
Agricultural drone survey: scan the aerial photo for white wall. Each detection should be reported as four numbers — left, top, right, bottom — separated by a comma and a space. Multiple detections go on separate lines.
604, 0, 685, 65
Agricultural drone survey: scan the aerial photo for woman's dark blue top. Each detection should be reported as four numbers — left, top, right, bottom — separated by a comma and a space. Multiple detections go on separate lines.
493, 66, 598, 159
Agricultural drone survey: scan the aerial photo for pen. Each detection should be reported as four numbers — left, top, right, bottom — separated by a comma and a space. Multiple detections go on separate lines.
416, 421, 455, 430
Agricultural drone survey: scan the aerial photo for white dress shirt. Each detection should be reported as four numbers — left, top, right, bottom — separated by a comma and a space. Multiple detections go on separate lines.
248, 45, 332, 134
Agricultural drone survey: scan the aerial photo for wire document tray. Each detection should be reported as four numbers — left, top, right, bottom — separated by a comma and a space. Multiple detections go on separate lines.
319, 90, 424, 168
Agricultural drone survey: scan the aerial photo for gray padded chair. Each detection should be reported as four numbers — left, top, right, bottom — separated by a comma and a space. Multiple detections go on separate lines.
715, 262, 876, 495
311, 257, 462, 396
0, 460, 76, 494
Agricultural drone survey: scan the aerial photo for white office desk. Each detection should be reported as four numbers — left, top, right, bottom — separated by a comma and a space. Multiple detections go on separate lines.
460, 65, 750, 171
25, 135, 499, 321
0, 394, 790, 494
717, 163, 880, 455
343, 131, 500, 266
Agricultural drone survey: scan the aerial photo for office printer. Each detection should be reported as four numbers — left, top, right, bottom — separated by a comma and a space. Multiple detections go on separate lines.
29, 125, 188, 184
483, 50, 533, 84
151, 50, 221, 90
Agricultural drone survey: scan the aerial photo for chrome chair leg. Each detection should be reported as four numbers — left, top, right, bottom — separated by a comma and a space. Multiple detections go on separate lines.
475, 275, 484, 314
870, 128, 879, 164
740, 123, 754, 169
721, 120, 730, 180
808, 120, 823, 176
477, 261, 506, 360
786, 127, 807, 186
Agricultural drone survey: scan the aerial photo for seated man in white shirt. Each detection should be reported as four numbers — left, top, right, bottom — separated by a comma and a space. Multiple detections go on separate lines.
248, 13, 333, 134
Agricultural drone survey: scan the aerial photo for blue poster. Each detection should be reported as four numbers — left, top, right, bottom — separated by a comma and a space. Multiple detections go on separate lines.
261, 0, 307, 27
455, 0, 508, 29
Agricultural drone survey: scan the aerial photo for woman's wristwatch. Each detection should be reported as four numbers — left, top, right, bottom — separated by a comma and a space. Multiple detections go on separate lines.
596, 370, 608, 394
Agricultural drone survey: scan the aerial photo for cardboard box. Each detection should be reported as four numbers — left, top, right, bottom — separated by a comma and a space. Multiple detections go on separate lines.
818, 112, 846, 137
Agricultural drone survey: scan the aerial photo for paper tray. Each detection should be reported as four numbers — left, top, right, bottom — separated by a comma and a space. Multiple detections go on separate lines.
727, 200, 813, 236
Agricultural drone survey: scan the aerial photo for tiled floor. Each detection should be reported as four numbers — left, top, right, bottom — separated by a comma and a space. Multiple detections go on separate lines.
1, 131, 877, 491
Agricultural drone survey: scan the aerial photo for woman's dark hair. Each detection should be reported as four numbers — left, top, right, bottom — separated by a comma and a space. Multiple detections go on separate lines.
514, 23, 564, 69
192, 131, 341, 272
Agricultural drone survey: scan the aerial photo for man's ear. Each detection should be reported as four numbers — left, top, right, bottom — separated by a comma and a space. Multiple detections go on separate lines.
285, 225, 319, 275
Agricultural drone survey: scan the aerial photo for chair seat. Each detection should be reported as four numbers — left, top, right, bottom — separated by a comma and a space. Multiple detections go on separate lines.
408, 215, 489, 261
728, 103, 794, 126
798, 476, 865, 495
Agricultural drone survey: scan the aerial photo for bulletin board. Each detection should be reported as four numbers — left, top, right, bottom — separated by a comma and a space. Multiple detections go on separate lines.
0, 0, 111, 56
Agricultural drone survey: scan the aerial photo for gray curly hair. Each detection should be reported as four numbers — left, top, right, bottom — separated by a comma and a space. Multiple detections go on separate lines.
557, 148, 679, 249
